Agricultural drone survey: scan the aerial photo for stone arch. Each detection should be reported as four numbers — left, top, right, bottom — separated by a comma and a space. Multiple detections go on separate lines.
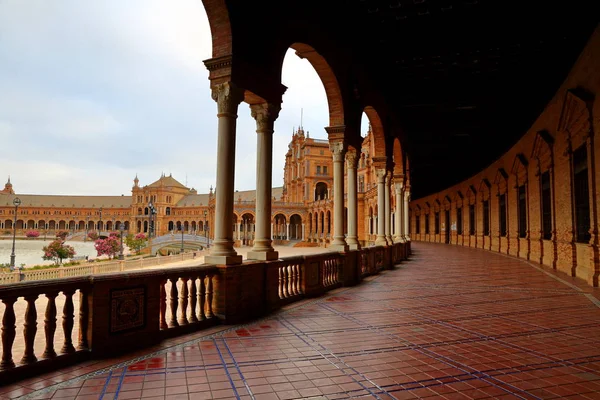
314, 182, 328, 201
288, 43, 344, 127
392, 137, 404, 176
201, 0, 233, 58
363, 106, 386, 158
290, 214, 302, 240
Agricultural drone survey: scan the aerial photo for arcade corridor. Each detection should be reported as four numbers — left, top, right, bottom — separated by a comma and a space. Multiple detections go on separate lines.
3, 243, 600, 399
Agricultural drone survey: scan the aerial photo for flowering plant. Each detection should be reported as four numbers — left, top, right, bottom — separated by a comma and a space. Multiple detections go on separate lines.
25, 230, 40, 238
56, 230, 69, 240
87, 231, 99, 241
42, 239, 76, 265
94, 236, 121, 259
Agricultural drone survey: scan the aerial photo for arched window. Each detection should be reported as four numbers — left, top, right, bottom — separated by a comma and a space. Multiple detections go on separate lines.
315, 182, 328, 201
166, 207, 171, 216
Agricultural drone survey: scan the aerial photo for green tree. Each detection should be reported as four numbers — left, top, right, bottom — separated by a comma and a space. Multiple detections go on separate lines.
124, 233, 148, 254
42, 239, 76, 265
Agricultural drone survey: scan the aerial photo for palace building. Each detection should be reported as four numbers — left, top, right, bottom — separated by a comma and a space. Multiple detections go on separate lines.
0, 126, 405, 248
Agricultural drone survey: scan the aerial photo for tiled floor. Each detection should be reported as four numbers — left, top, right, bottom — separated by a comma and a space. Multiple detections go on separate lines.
2, 243, 600, 399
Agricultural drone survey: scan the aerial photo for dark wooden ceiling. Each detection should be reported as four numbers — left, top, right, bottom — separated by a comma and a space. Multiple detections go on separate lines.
225, 0, 598, 198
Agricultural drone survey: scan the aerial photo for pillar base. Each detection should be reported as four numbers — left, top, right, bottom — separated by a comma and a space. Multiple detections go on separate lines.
247, 250, 279, 261
348, 243, 361, 251
394, 236, 405, 243
329, 244, 349, 253
375, 238, 387, 247
204, 254, 243, 265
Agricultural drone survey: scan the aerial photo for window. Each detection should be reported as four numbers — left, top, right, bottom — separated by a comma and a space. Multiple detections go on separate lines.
416, 215, 420, 234
518, 185, 527, 238
316, 166, 321, 175
456, 207, 463, 234
434, 212, 440, 234
469, 204, 475, 235
425, 214, 430, 234
541, 171, 552, 240
499, 194, 507, 237
323, 166, 328, 175
573, 145, 591, 243
166, 207, 171, 216
483, 200, 490, 236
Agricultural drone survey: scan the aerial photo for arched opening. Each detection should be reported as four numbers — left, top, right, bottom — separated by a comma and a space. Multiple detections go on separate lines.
5, 220, 12, 229
143, 221, 148, 233
369, 207, 374, 235
58, 220, 66, 230
137, 208, 142, 216
241, 213, 255, 246
166, 207, 171, 216
48, 220, 56, 231
308, 212, 313, 239
168, 221, 174, 231
273, 213, 287, 240
137, 221, 142, 233
232, 214, 238, 241
191, 221, 197, 232
315, 182, 328, 200
326, 210, 331, 236
320, 212, 325, 235
184, 221, 189, 232
290, 214, 302, 240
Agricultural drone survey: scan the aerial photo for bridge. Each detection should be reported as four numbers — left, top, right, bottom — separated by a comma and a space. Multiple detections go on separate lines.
148, 233, 212, 254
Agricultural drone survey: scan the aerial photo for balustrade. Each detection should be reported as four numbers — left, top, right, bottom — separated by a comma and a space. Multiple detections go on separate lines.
0, 242, 408, 382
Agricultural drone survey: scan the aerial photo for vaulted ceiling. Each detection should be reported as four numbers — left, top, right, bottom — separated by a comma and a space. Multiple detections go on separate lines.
223, 0, 598, 198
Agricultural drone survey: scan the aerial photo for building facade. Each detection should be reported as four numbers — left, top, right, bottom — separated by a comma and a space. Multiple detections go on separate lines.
0, 128, 404, 248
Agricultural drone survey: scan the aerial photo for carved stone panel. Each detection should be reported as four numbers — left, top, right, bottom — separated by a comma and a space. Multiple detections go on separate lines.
110, 286, 146, 334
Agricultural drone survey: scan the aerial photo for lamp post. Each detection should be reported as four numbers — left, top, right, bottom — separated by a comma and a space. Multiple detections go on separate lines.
148, 201, 156, 238
119, 223, 125, 260
204, 210, 208, 249
9, 197, 21, 270
111, 216, 115, 233
85, 216, 90, 241
99, 207, 103, 235
180, 224, 184, 254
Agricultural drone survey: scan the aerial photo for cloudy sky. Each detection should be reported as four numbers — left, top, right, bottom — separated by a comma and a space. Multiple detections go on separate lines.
0, 0, 369, 196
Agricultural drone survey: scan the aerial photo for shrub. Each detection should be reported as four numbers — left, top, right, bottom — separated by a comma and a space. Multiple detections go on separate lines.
56, 230, 69, 240
25, 230, 40, 238
87, 231, 99, 241
42, 239, 76, 265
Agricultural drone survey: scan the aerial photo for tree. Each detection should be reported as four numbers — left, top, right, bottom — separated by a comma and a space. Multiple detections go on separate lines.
25, 230, 40, 238
42, 240, 76, 265
124, 233, 148, 254
94, 235, 120, 259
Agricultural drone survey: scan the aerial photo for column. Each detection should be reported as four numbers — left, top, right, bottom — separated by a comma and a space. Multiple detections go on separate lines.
270, 223, 274, 240
205, 82, 245, 265
346, 150, 360, 250
329, 141, 348, 251
286, 223, 290, 240
404, 188, 411, 241
375, 168, 387, 246
248, 103, 280, 260
394, 181, 404, 242
302, 223, 305, 240
385, 172, 393, 245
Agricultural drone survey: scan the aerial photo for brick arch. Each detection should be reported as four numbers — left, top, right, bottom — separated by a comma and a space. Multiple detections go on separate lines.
289, 43, 344, 127
201, 0, 232, 58
363, 106, 386, 158
392, 138, 404, 176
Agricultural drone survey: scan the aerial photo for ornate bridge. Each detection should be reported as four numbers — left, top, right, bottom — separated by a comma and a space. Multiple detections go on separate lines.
148, 233, 212, 254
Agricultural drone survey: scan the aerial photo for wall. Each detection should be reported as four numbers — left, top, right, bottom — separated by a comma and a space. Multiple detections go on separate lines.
409, 27, 600, 287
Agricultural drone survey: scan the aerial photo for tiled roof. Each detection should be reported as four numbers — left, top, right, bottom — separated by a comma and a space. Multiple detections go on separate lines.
146, 175, 188, 189
0, 193, 132, 208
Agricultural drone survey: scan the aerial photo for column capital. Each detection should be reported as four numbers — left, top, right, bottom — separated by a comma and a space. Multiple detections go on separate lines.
394, 181, 404, 192
211, 82, 245, 116
325, 125, 346, 142
329, 140, 347, 162
345, 149, 359, 169
250, 103, 281, 133
375, 168, 387, 183
372, 156, 387, 170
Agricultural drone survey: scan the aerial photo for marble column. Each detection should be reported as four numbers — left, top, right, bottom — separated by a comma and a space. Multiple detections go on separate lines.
394, 181, 405, 242
329, 141, 348, 252
385, 172, 393, 245
302, 224, 305, 240
248, 103, 280, 261
404, 189, 411, 241
205, 82, 244, 265
375, 169, 387, 246
346, 150, 360, 250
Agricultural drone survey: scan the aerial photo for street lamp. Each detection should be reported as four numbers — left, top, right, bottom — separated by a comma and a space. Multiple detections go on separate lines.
180, 224, 184, 254
9, 197, 21, 270
119, 223, 125, 260
99, 207, 103, 235
204, 210, 209, 249
148, 201, 156, 238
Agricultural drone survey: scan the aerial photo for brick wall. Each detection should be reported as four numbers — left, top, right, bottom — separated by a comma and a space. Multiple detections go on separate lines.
410, 27, 600, 287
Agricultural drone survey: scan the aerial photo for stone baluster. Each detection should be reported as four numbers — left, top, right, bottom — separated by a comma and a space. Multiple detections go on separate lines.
78, 290, 89, 350
43, 292, 58, 358
189, 278, 198, 323
179, 278, 189, 326
21, 295, 39, 364
159, 282, 168, 330
198, 276, 206, 321
205, 275, 214, 318
169, 278, 179, 327
1, 297, 17, 369
61, 290, 75, 354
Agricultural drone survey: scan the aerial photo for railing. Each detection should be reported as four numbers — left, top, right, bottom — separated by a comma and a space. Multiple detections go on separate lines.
0, 242, 410, 383
0, 253, 199, 284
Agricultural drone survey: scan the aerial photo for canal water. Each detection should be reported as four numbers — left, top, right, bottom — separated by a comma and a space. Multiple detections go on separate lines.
0, 240, 97, 268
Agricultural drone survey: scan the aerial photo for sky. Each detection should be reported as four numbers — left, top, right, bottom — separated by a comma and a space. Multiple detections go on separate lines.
0, 0, 369, 196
